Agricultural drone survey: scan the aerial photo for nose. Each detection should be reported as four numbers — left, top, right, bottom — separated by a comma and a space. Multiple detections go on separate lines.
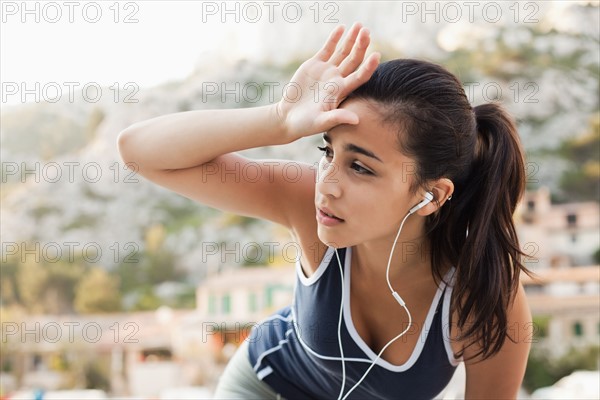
315, 159, 342, 198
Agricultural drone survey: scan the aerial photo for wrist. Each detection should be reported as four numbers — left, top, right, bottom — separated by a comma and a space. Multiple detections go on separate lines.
271, 102, 292, 144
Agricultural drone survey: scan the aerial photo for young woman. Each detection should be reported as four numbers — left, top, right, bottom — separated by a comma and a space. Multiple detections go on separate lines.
118, 23, 532, 399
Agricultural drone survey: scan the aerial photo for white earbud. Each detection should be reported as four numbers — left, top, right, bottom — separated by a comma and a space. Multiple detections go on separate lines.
408, 191, 434, 214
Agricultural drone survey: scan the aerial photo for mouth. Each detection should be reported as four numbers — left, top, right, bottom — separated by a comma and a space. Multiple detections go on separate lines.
317, 207, 345, 222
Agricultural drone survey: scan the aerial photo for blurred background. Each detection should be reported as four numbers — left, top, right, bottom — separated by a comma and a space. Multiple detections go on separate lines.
1, 1, 599, 398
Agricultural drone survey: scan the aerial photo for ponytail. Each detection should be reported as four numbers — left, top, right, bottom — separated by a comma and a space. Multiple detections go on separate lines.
348, 59, 531, 361
444, 103, 529, 360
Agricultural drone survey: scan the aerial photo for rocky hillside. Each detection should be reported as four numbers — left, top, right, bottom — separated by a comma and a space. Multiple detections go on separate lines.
1, 2, 598, 283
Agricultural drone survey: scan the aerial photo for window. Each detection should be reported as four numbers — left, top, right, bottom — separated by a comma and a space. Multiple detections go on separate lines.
573, 321, 583, 337
208, 294, 216, 315
566, 213, 577, 227
248, 292, 257, 313
265, 286, 274, 308
222, 294, 231, 314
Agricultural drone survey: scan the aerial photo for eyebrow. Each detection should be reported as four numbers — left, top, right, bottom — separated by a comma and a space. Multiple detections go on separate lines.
322, 133, 383, 163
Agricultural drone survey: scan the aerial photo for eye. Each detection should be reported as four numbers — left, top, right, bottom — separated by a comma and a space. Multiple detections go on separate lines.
317, 145, 374, 176
351, 163, 373, 175
317, 145, 332, 159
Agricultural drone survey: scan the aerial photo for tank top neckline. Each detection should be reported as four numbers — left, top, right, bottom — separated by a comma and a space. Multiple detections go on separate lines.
340, 246, 452, 371
294, 245, 458, 371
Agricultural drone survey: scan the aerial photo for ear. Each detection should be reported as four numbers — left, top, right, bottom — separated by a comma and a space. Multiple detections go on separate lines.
415, 178, 454, 216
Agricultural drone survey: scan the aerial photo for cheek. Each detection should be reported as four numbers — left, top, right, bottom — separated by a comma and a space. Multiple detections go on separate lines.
349, 188, 395, 222
351, 186, 408, 225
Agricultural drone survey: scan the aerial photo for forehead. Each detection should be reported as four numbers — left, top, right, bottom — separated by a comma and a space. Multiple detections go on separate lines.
327, 98, 410, 166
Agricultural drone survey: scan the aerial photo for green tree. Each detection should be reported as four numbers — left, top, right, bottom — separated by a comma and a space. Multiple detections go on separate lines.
523, 345, 600, 392
43, 260, 85, 314
84, 360, 110, 390
136, 224, 183, 284
144, 248, 184, 284
74, 267, 122, 313
1, 255, 21, 306
131, 286, 162, 311
17, 258, 50, 313
557, 115, 600, 202
14, 248, 86, 314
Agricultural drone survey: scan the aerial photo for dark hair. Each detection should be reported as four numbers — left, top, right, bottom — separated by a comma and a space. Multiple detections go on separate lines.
347, 59, 530, 360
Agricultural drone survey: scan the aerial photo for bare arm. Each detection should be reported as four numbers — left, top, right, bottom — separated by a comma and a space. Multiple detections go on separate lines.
117, 105, 302, 226
463, 283, 532, 399
117, 23, 379, 228
117, 104, 289, 172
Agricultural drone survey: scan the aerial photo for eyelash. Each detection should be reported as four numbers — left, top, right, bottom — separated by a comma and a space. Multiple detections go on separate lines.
317, 145, 373, 176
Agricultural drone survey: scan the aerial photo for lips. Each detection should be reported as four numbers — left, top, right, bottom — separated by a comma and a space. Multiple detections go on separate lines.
318, 206, 345, 221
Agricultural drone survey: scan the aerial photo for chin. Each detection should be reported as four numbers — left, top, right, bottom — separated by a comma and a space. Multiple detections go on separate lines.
317, 226, 357, 249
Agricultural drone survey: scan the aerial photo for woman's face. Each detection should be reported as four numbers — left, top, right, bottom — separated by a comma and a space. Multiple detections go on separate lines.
314, 98, 426, 249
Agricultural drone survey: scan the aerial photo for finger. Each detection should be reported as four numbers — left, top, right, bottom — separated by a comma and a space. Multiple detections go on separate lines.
341, 52, 381, 95
315, 25, 346, 62
316, 109, 360, 130
329, 22, 363, 66
338, 27, 371, 78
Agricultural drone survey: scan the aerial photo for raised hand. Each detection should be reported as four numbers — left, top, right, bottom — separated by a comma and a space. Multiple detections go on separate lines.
276, 23, 381, 142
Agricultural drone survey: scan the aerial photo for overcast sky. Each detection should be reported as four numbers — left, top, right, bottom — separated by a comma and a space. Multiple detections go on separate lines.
0, 1, 583, 106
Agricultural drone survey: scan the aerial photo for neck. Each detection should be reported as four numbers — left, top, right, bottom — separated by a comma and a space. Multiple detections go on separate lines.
352, 216, 431, 282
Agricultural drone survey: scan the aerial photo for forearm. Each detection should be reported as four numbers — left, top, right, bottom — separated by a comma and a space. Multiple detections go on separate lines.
118, 25, 379, 172
117, 103, 289, 171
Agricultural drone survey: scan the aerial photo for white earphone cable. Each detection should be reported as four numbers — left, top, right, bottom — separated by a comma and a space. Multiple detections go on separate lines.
335, 248, 347, 400
343, 306, 412, 399
334, 210, 414, 399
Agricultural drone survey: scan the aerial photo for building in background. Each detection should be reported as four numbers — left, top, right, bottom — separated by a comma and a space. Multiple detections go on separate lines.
522, 266, 599, 357
0, 310, 206, 397
194, 264, 295, 352
517, 187, 600, 269
3, 189, 598, 397
516, 187, 600, 358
